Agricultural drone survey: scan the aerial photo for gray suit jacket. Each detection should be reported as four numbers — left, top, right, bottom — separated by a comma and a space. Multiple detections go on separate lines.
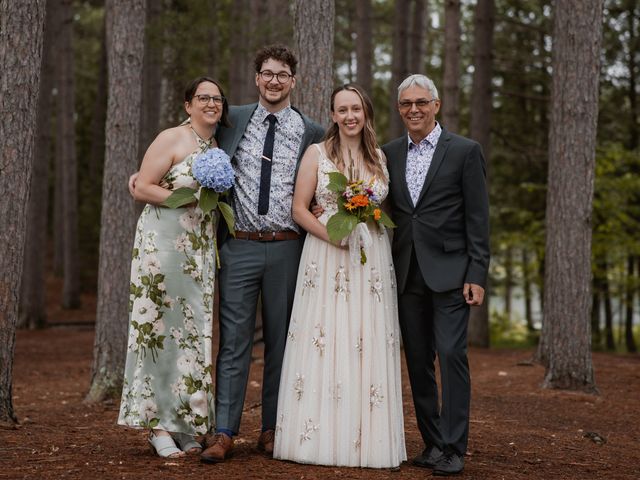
216, 103, 325, 240
382, 128, 490, 293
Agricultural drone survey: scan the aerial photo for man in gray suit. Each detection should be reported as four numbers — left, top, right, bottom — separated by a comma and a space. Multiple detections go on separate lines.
200, 45, 324, 463
382, 74, 490, 476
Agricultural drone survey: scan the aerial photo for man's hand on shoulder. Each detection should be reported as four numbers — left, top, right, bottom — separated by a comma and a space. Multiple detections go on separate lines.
463, 283, 485, 306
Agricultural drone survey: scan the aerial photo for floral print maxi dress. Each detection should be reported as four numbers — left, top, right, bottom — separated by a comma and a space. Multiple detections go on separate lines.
273, 146, 407, 468
118, 145, 216, 436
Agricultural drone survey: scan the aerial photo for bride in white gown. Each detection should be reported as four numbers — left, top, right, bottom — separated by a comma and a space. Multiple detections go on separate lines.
273, 84, 406, 468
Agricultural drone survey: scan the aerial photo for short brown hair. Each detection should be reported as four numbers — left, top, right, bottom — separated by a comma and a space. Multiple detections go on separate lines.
254, 44, 298, 75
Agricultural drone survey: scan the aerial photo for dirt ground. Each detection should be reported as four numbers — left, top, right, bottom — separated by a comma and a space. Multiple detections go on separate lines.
1, 285, 639, 479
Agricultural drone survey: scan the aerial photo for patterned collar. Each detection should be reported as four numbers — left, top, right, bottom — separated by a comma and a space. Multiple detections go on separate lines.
407, 122, 442, 149
255, 101, 294, 125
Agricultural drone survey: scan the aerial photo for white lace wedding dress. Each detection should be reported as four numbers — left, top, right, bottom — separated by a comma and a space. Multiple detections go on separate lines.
273, 146, 406, 468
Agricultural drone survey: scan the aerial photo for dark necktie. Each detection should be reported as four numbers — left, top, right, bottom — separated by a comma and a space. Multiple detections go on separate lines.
258, 114, 277, 215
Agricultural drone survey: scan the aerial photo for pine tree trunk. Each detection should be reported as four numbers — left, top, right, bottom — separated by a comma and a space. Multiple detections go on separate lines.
389, 0, 410, 139
591, 290, 601, 349
86, 0, 146, 403
467, 0, 495, 348
355, 0, 373, 93
58, 0, 81, 309
0, 0, 46, 426
541, 0, 603, 392
138, 0, 163, 162
266, 0, 292, 45
409, 0, 427, 74
522, 249, 534, 333
19, 0, 57, 330
603, 268, 616, 351
442, 0, 461, 132
89, 24, 107, 183
624, 256, 637, 352
293, 0, 335, 125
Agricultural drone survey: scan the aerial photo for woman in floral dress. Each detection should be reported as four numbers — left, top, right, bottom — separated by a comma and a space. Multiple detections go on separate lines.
273, 85, 406, 468
118, 77, 230, 458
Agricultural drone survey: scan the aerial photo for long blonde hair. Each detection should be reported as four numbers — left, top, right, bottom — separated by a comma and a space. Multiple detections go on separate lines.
323, 84, 385, 181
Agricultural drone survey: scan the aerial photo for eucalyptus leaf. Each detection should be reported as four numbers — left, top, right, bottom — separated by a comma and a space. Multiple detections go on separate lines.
199, 188, 219, 215
326, 212, 358, 243
162, 187, 197, 208
219, 201, 235, 236
326, 171, 348, 193
377, 211, 396, 228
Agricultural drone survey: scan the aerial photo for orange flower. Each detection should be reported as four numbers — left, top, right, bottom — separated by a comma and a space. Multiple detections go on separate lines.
351, 194, 369, 207
373, 208, 381, 221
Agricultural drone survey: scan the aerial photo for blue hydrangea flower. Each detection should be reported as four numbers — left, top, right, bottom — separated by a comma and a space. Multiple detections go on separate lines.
192, 148, 234, 192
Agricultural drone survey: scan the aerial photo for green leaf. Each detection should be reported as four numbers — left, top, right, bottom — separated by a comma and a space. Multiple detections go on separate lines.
199, 188, 219, 215
141, 276, 150, 286
377, 211, 396, 228
326, 171, 348, 193
149, 418, 159, 428
326, 212, 358, 243
218, 201, 235, 236
162, 187, 197, 208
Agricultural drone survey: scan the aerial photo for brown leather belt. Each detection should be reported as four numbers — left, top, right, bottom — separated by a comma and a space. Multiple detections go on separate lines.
234, 230, 300, 241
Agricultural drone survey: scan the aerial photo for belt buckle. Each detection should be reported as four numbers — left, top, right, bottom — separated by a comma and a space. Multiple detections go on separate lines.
258, 232, 263, 240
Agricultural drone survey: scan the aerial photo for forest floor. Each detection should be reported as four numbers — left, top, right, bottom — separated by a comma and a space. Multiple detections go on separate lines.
1, 279, 639, 480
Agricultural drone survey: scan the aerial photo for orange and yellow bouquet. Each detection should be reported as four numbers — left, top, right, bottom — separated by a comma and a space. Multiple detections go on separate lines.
326, 171, 395, 264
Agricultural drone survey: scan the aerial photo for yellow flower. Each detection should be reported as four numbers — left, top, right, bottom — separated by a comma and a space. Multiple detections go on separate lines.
373, 208, 381, 221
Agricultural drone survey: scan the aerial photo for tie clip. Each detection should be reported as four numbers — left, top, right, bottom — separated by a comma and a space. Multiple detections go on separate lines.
261, 155, 272, 162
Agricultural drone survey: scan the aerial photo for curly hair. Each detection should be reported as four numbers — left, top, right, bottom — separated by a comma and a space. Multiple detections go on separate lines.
254, 44, 298, 75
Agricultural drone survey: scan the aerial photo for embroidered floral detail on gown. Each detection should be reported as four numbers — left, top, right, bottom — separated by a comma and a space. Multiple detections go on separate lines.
118, 143, 216, 435
273, 146, 406, 468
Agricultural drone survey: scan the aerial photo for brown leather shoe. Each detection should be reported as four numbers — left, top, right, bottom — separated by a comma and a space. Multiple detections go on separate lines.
257, 429, 275, 455
200, 432, 234, 463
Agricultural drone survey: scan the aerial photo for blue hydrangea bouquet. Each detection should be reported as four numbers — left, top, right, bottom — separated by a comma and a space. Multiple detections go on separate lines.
162, 147, 235, 264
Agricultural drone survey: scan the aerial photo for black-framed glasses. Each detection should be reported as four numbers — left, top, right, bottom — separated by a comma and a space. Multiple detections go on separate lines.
398, 98, 437, 110
195, 94, 225, 106
259, 70, 293, 83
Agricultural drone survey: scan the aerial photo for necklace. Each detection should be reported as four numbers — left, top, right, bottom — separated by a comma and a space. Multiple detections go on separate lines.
190, 125, 215, 149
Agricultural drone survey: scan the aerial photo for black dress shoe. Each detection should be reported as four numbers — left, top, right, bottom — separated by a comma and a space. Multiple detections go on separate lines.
412, 445, 444, 468
433, 453, 464, 476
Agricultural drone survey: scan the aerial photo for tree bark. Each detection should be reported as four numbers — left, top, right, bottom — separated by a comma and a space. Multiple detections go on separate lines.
19, 0, 57, 330
138, 0, 163, 163
602, 266, 616, 351
86, 0, 146, 403
389, 0, 410, 139
409, 0, 427, 74
355, 0, 373, 93
624, 256, 637, 352
467, 0, 495, 348
88, 22, 107, 183
540, 0, 603, 392
442, 0, 461, 132
293, 0, 335, 126
522, 249, 534, 332
58, 0, 81, 309
0, 0, 46, 426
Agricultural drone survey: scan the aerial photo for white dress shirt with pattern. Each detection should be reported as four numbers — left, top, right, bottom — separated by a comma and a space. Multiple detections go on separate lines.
405, 122, 442, 206
232, 103, 305, 232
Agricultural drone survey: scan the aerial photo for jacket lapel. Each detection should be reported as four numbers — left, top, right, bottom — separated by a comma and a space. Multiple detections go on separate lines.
229, 103, 257, 157
414, 129, 451, 207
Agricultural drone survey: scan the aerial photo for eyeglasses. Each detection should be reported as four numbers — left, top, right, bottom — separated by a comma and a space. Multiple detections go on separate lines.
194, 94, 225, 106
259, 70, 293, 83
398, 99, 437, 110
